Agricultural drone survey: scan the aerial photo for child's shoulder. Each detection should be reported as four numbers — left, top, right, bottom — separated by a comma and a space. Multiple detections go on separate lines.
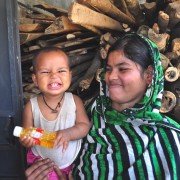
71, 94, 83, 106
25, 95, 39, 107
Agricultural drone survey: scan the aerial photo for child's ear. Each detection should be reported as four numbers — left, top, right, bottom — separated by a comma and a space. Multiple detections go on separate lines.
32, 74, 38, 86
145, 65, 153, 84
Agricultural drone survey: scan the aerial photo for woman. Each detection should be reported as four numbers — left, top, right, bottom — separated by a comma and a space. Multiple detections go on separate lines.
25, 33, 180, 180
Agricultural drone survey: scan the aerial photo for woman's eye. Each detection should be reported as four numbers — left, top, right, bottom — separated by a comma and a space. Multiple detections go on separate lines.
105, 68, 111, 72
119, 68, 128, 72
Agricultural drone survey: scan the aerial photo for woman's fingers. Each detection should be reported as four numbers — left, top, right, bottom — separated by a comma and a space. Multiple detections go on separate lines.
53, 166, 66, 180
25, 159, 54, 180
68, 171, 74, 180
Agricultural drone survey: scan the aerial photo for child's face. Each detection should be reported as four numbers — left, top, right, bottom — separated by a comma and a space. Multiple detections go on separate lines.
32, 51, 72, 96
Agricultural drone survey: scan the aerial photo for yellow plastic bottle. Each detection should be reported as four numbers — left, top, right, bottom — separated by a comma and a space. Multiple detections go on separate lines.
13, 126, 57, 148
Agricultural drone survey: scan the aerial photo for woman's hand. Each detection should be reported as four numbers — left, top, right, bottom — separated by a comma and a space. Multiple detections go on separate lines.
25, 158, 69, 180
54, 165, 73, 180
25, 158, 54, 180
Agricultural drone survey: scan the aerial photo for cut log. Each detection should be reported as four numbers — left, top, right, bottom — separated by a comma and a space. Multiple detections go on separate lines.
71, 72, 86, 85
165, 51, 179, 60
18, 1, 55, 17
37, 31, 95, 47
160, 90, 176, 113
71, 61, 92, 77
69, 52, 95, 68
21, 54, 34, 63
100, 44, 111, 59
19, 24, 46, 32
68, 2, 124, 31
60, 38, 99, 53
24, 83, 36, 92
158, 11, 169, 33
19, 17, 53, 25
31, 7, 56, 18
23, 45, 41, 52
152, 23, 160, 34
142, 2, 157, 22
79, 51, 102, 90
33, 0, 68, 16
165, 67, 179, 82
165, 1, 180, 28
170, 105, 180, 124
54, 36, 99, 49
160, 53, 170, 70
45, 16, 82, 34
20, 33, 44, 45
148, 29, 170, 52
69, 76, 84, 92
164, 78, 180, 97
100, 32, 117, 45
19, 18, 34, 24
124, 0, 147, 25
23, 92, 37, 103
110, 0, 135, 20
27, 13, 56, 21
67, 45, 98, 56
76, 0, 135, 25
80, 24, 102, 35
171, 38, 180, 53
137, 25, 150, 37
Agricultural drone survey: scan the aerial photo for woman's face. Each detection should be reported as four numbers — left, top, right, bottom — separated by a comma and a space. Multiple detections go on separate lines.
105, 50, 150, 111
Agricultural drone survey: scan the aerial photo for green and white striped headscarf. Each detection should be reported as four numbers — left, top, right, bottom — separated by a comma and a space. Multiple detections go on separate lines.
97, 33, 180, 130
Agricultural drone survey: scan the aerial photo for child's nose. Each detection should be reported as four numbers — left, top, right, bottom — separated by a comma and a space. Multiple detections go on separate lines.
50, 72, 58, 78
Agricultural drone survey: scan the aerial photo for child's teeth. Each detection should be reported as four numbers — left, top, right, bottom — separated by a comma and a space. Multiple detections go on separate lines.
51, 83, 58, 87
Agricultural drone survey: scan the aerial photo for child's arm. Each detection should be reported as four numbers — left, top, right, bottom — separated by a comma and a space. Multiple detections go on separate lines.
19, 101, 36, 148
54, 95, 91, 151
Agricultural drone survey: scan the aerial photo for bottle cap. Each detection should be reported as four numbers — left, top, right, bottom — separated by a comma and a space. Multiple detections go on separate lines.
13, 126, 23, 137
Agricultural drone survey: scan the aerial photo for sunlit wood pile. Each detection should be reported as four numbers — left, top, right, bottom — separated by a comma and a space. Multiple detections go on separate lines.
18, 0, 180, 123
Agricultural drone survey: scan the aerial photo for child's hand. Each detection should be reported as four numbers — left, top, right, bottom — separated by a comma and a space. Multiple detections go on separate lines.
19, 136, 36, 148
54, 130, 71, 152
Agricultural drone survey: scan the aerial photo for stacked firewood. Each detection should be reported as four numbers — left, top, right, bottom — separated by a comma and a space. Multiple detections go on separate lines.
18, 0, 180, 123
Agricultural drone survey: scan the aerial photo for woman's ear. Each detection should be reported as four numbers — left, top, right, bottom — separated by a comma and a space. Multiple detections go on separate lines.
32, 74, 38, 86
145, 65, 153, 84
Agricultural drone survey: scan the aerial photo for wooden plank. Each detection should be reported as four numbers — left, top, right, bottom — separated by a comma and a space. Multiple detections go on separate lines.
19, 24, 46, 32
45, 16, 82, 34
79, 51, 101, 90
20, 33, 44, 45
33, 0, 68, 16
69, 52, 95, 68
110, 0, 135, 20
71, 61, 92, 77
19, 18, 34, 24
76, 0, 135, 25
27, 13, 56, 21
68, 2, 123, 31
80, 24, 102, 35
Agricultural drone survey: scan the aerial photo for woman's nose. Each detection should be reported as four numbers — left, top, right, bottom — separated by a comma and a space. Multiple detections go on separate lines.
109, 70, 118, 80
